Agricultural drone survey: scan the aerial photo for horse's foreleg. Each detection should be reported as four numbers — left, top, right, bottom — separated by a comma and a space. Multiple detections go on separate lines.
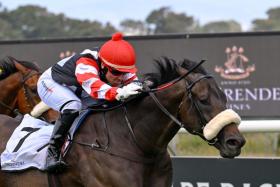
148, 152, 173, 187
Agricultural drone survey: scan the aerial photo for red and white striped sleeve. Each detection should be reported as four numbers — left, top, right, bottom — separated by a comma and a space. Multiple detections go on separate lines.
75, 57, 118, 101
123, 73, 138, 84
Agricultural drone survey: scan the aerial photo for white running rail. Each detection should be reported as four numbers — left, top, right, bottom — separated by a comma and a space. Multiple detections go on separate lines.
178, 120, 280, 133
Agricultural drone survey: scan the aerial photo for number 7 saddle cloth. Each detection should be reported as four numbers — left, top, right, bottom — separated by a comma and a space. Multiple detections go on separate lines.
0, 111, 91, 172
1, 114, 53, 171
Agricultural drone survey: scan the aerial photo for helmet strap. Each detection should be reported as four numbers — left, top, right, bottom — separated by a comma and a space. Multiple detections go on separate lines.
100, 67, 108, 83
98, 60, 108, 83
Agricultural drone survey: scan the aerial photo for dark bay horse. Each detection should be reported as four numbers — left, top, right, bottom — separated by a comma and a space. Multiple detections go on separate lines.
0, 56, 58, 122
0, 57, 245, 187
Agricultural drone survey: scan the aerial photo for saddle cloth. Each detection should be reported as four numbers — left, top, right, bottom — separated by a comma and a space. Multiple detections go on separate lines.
1, 114, 53, 171
0, 111, 90, 171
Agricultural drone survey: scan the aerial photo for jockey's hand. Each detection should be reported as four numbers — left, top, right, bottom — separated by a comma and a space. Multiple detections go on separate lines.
116, 83, 143, 101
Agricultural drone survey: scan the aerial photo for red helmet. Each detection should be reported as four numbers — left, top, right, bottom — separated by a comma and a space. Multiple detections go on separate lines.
99, 32, 137, 73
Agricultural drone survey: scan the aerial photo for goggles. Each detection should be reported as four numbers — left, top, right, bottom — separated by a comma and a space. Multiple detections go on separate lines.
107, 66, 126, 76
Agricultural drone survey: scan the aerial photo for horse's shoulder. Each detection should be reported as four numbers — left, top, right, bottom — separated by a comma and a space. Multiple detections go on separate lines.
0, 115, 20, 151
0, 114, 20, 123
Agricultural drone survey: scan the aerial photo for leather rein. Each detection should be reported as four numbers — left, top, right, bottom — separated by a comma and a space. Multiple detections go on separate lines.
124, 59, 218, 155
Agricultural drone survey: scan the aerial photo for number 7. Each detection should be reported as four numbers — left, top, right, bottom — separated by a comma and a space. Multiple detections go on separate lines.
13, 127, 40, 152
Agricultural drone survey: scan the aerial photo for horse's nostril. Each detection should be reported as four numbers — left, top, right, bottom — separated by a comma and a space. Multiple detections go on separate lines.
227, 139, 238, 147
226, 137, 245, 149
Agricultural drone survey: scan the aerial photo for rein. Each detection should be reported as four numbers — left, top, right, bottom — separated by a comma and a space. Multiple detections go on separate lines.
142, 59, 207, 128
147, 59, 206, 92
120, 59, 217, 157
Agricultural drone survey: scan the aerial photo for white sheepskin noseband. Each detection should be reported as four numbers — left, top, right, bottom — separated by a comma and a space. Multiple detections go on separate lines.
203, 109, 241, 140
30, 101, 50, 117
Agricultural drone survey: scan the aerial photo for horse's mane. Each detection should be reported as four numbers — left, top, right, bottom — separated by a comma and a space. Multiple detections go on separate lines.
143, 57, 208, 88
0, 56, 41, 79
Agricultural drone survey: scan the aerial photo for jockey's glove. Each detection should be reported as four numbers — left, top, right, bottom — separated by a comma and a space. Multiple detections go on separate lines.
116, 83, 143, 101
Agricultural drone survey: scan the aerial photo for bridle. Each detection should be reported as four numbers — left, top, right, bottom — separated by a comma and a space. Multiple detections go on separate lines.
143, 60, 218, 145
0, 70, 41, 115
184, 75, 218, 144
21, 70, 42, 110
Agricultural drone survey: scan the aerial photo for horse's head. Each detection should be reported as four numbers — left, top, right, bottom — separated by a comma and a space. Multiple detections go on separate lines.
8, 56, 42, 114
176, 59, 245, 158
144, 57, 245, 158
0, 56, 58, 120
13, 57, 41, 91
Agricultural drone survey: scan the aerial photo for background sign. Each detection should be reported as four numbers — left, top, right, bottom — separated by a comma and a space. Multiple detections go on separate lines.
172, 157, 280, 187
0, 32, 279, 119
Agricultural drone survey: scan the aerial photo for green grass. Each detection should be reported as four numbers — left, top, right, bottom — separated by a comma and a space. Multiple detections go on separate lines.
171, 133, 280, 157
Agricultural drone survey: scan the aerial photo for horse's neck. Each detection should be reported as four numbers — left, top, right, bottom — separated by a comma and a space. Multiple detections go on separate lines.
128, 83, 185, 153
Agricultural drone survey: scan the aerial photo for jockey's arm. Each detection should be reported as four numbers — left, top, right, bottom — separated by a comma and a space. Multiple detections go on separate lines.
75, 57, 138, 101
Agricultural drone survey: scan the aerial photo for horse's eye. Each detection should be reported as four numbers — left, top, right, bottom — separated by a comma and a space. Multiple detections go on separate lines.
199, 96, 209, 105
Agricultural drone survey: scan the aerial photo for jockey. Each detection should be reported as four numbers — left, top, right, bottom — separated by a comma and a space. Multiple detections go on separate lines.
37, 32, 142, 172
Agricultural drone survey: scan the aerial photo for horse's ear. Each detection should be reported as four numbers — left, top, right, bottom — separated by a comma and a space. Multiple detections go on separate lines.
177, 66, 188, 75
177, 66, 196, 81
13, 59, 29, 74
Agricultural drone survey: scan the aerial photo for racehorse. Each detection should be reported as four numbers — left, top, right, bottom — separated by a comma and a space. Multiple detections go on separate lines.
0, 56, 58, 122
0, 57, 245, 187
